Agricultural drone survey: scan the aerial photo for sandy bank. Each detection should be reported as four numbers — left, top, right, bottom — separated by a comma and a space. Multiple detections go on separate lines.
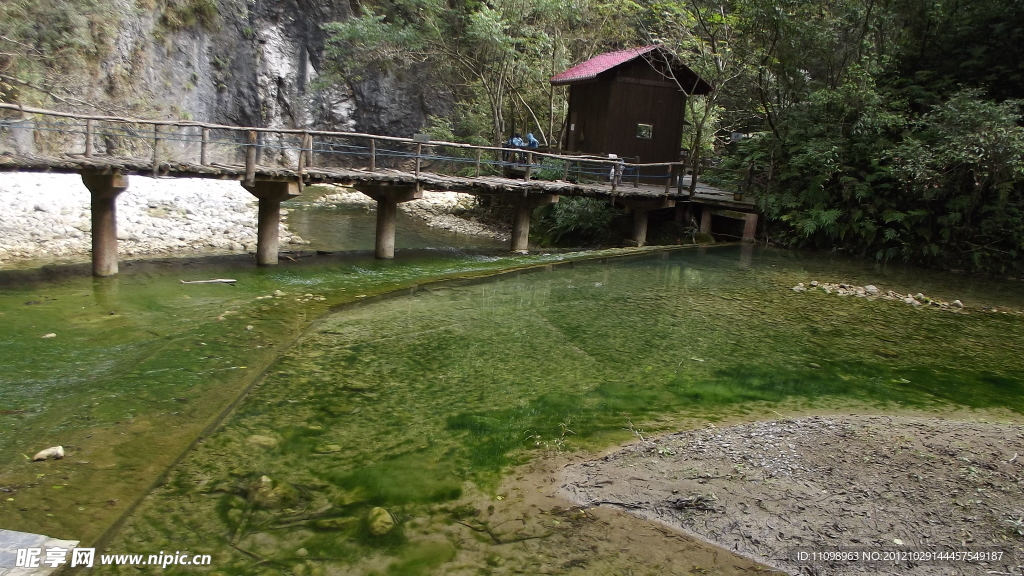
560, 415, 1024, 575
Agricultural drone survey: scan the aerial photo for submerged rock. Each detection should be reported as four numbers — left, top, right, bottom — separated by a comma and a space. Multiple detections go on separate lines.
367, 506, 395, 536
33, 446, 65, 461
951, 299, 964, 309
249, 475, 299, 509
792, 283, 806, 292
247, 435, 279, 449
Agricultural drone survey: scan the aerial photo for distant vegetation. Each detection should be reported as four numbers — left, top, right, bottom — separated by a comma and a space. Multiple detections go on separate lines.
2, 0, 1021, 274
323, 0, 1024, 275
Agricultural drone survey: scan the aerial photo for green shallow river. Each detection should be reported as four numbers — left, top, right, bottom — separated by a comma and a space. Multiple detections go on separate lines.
3, 239, 1024, 575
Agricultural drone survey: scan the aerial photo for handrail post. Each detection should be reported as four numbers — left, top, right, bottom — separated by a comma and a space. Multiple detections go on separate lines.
665, 164, 672, 194
415, 143, 422, 177
85, 119, 94, 158
634, 156, 640, 188
304, 133, 314, 168
524, 152, 533, 181
610, 161, 617, 192
245, 130, 257, 186
200, 128, 209, 165
152, 124, 162, 177
369, 137, 376, 171
562, 157, 569, 181
297, 133, 307, 191
475, 148, 482, 177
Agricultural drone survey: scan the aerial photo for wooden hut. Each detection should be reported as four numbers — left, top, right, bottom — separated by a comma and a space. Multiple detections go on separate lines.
550, 45, 713, 169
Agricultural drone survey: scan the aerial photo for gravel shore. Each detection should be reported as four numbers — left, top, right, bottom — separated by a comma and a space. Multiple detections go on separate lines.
0, 173, 305, 266
560, 415, 1024, 575
313, 188, 509, 241
0, 175, 503, 267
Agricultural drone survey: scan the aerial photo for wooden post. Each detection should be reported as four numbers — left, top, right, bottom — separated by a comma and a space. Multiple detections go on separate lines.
85, 119, 94, 158
245, 130, 257, 186
475, 148, 482, 177
304, 133, 314, 168
611, 161, 617, 192
634, 156, 640, 188
664, 164, 672, 194
296, 134, 307, 192
369, 138, 376, 171
200, 128, 209, 165
152, 124, 162, 177
562, 157, 569, 181
524, 152, 533, 181
415, 143, 422, 177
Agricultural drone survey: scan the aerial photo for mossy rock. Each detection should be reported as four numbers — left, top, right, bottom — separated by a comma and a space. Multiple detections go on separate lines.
249, 475, 299, 509
367, 506, 395, 536
693, 232, 716, 245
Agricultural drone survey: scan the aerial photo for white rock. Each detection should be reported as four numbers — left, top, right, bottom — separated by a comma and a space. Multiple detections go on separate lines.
951, 299, 964, 309
33, 446, 65, 461
41, 333, 56, 338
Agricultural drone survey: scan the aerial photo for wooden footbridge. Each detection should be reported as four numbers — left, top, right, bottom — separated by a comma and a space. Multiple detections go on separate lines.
0, 103, 756, 276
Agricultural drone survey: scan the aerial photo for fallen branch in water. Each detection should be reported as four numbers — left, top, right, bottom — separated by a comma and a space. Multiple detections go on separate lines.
180, 279, 237, 284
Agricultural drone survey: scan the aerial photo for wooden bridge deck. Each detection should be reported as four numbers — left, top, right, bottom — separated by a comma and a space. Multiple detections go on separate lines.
0, 152, 753, 210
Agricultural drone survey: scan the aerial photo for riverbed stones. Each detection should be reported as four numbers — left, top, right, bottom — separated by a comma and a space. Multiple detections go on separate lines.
367, 507, 395, 536
792, 280, 972, 312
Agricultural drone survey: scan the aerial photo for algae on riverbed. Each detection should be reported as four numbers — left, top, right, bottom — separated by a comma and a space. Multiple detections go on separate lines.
100, 246, 1024, 575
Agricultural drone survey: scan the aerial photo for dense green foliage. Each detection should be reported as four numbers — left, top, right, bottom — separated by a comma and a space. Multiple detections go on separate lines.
322, 0, 1024, 274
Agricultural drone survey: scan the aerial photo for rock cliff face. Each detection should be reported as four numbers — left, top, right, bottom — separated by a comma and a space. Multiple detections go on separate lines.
78, 0, 446, 136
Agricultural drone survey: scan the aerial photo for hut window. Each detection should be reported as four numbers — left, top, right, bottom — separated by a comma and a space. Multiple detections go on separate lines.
636, 123, 653, 139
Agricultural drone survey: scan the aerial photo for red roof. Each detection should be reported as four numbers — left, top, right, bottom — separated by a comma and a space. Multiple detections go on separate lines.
549, 45, 660, 85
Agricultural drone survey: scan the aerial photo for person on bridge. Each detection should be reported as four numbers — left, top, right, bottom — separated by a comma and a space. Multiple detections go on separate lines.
526, 132, 540, 148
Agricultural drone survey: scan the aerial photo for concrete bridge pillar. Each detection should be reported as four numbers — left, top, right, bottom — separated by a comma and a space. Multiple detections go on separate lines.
511, 194, 559, 253
82, 173, 129, 277
620, 197, 674, 247
356, 184, 423, 259
242, 180, 301, 266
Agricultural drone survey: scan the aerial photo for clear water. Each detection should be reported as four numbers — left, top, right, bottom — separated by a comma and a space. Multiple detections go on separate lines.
84, 245, 1024, 575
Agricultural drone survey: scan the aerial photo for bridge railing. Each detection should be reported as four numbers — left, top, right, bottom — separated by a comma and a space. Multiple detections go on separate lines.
0, 103, 713, 194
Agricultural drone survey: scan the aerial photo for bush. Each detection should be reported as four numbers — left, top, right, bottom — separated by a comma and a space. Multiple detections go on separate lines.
536, 197, 617, 245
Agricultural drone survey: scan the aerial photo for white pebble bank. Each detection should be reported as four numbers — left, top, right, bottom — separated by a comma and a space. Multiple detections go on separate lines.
0, 173, 303, 266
